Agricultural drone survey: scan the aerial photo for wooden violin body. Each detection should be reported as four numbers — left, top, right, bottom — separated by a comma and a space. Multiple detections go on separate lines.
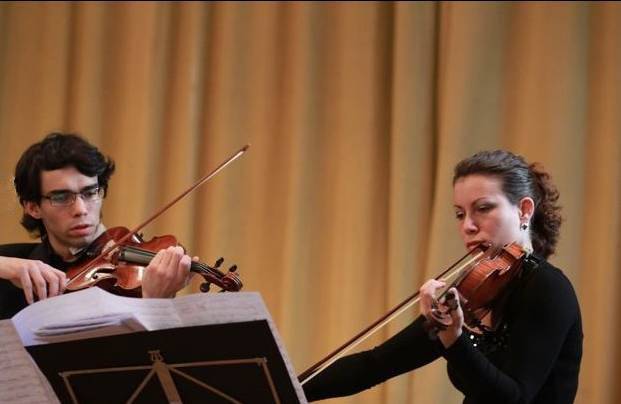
427, 242, 526, 334
458, 242, 525, 330
65, 226, 242, 296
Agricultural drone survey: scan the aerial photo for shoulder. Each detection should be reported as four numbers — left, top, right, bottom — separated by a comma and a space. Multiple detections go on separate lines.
518, 258, 580, 318
0, 243, 41, 258
526, 259, 576, 296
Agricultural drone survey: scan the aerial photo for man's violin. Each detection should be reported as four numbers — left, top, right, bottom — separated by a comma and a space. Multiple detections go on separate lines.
64, 226, 242, 297
64, 145, 250, 298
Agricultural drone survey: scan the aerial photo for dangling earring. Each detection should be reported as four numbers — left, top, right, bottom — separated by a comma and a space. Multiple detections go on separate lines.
521, 223, 529, 231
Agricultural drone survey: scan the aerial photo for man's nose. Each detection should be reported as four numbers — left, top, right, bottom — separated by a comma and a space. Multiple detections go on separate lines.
71, 195, 89, 215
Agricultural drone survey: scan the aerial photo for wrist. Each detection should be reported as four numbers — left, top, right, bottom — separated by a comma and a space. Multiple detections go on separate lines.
439, 327, 462, 348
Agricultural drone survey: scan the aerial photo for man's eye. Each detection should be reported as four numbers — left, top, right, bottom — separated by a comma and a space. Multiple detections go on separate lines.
82, 189, 99, 198
50, 193, 71, 203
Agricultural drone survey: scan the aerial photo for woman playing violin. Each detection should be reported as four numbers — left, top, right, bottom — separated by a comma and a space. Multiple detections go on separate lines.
0, 132, 193, 319
304, 150, 583, 403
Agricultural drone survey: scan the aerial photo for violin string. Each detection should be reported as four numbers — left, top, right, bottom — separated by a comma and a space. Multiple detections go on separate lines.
120, 245, 224, 278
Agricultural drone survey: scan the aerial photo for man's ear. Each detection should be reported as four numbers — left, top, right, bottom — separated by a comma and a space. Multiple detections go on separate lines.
24, 201, 42, 219
518, 197, 535, 223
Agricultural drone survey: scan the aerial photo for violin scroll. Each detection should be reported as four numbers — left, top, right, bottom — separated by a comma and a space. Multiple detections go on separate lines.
198, 257, 242, 293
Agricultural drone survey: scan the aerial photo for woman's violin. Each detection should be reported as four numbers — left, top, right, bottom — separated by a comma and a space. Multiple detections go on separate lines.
64, 226, 242, 297
425, 242, 527, 335
64, 145, 250, 298
299, 242, 531, 384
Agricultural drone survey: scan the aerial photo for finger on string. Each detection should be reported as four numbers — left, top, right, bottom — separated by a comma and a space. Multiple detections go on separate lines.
169, 247, 184, 268
150, 250, 164, 266
160, 248, 173, 269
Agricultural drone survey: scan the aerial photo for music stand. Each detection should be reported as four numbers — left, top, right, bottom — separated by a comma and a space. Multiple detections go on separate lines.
26, 320, 305, 404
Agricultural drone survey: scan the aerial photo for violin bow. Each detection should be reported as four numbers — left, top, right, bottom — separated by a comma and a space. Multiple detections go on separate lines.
66, 144, 250, 289
298, 247, 485, 385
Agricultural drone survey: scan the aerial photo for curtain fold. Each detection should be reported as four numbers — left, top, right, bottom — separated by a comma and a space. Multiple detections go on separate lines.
0, 2, 619, 403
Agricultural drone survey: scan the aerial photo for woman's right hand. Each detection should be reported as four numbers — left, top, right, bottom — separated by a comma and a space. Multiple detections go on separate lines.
419, 279, 447, 319
420, 279, 465, 348
0, 256, 66, 304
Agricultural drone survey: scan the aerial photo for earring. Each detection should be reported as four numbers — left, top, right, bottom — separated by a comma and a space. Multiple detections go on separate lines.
521, 223, 528, 231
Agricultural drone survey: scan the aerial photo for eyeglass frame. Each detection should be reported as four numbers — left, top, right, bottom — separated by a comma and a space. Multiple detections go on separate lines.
40, 185, 105, 207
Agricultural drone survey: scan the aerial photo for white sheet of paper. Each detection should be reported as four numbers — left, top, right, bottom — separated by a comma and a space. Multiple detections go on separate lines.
0, 321, 59, 403
12, 288, 145, 346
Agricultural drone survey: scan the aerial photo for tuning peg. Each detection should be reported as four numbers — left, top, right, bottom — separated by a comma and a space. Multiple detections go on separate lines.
229, 265, 237, 273
200, 282, 211, 293
214, 257, 224, 268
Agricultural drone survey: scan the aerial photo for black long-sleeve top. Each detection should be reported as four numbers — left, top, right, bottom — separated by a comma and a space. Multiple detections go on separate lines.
303, 258, 582, 404
0, 241, 69, 320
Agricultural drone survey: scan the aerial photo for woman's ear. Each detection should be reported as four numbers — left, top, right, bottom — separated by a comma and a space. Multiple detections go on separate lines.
518, 197, 535, 223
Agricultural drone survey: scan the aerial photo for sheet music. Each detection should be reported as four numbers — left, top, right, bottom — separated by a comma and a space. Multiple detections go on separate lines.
12, 288, 146, 346
12, 288, 272, 345
0, 321, 59, 403
10, 287, 308, 403
172, 291, 269, 325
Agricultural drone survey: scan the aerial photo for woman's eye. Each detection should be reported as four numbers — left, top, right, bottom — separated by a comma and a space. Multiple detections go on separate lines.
477, 204, 493, 213
455, 211, 465, 220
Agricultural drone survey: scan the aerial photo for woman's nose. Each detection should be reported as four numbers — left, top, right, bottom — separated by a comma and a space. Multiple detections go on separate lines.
462, 215, 478, 234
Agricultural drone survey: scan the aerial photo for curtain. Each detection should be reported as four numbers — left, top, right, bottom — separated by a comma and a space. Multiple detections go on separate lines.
0, 2, 619, 403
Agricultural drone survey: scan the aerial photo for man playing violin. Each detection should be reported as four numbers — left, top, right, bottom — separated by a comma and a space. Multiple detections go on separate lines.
0, 132, 193, 319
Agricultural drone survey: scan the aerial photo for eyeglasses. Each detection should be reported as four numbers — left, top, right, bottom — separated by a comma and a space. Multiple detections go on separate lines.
41, 186, 104, 207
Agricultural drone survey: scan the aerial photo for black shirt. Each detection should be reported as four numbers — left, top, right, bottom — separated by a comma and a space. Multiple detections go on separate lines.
0, 240, 71, 320
303, 259, 583, 404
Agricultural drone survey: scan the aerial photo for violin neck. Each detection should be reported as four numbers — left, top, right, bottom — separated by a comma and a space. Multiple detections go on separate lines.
117, 246, 217, 276
116, 246, 155, 266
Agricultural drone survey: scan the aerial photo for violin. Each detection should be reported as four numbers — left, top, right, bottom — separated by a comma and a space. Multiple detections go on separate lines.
64, 226, 242, 297
299, 242, 530, 384
425, 242, 527, 335
63, 145, 250, 298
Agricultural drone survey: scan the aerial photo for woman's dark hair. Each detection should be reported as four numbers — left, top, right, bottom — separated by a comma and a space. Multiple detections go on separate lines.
453, 150, 562, 259
13, 132, 115, 237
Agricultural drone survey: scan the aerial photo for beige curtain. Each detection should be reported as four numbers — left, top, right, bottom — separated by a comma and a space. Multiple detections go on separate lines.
0, 2, 619, 403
